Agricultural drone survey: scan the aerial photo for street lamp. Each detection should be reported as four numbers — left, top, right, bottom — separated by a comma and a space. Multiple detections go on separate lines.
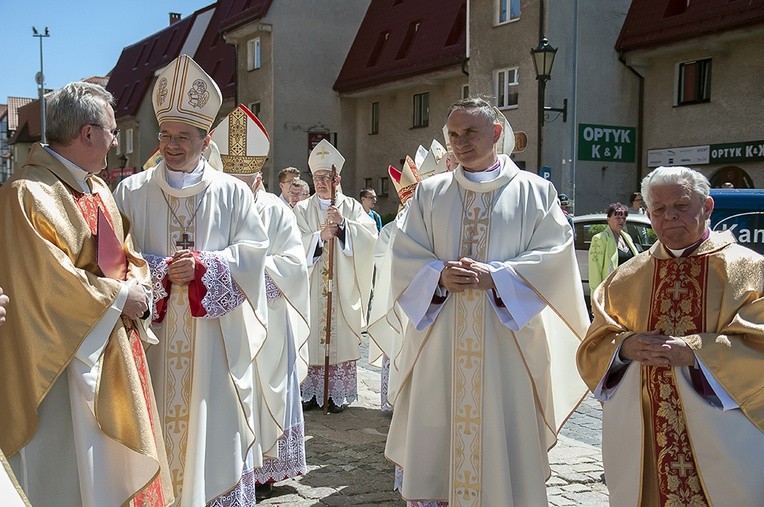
32, 26, 50, 143
531, 37, 568, 125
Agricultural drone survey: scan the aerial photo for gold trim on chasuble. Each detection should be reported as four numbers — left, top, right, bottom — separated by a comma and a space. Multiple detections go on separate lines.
450, 189, 492, 506
643, 256, 709, 506
162, 194, 198, 497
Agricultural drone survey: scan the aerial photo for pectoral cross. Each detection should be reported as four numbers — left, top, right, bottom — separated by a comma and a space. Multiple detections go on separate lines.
176, 232, 194, 249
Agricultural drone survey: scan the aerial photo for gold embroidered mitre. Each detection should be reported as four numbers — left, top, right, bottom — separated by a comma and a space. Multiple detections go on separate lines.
308, 139, 345, 175
389, 156, 420, 205
210, 104, 270, 174
153, 54, 222, 131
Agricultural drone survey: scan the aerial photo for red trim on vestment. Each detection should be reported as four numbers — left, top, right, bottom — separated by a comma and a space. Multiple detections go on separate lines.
187, 251, 208, 317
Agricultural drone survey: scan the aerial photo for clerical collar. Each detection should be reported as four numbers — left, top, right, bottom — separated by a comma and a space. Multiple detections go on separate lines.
317, 195, 335, 212
462, 159, 501, 183
666, 229, 711, 258
165, 159, 205, 189
45, 146, 92, 194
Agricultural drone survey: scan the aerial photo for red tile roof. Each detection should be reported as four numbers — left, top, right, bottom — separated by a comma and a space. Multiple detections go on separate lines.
334, 0, 466, 93
106, 10, 201, 119
11, 99, 42, 142
219, 0, 272, 33
107, 0, 268, 121
192, 0, 272, 103
6, 97, 34, 131
616, 0, 764, 51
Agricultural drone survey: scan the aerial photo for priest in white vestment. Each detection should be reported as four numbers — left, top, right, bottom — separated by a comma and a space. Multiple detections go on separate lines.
0, 82, 173, 507
208, 105, 310, 500
114, 55, 271, 506
385, 98, 589, 506
293, 140, 378, 413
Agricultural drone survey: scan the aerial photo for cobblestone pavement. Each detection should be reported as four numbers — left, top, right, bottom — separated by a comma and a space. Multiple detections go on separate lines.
260, 337, 608, 506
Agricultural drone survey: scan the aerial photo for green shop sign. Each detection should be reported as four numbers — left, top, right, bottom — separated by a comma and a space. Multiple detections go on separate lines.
578, 124, 636, 163
709, 140, 764, 164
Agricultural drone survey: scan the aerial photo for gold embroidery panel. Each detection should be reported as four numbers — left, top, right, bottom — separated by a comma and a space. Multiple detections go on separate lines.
162, 196, 197, 497
450, 189, 491, 506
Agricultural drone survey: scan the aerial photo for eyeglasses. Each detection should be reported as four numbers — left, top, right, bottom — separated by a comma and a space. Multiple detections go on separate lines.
157, 132, 201, 144
89, 123, 120, 138
313, 174, 336, 183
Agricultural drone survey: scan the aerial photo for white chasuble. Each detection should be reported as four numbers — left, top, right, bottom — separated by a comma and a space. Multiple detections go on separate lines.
114, 162, 271, 506
293, 193, 377, 367
252, 189, 310, 482
385, 155, 589, 506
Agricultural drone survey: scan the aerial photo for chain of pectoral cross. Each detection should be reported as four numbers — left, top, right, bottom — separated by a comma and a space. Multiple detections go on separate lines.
161, 184, 211, 250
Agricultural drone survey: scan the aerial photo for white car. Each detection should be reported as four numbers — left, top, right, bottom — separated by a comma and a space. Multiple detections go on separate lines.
572, 213, 656, 300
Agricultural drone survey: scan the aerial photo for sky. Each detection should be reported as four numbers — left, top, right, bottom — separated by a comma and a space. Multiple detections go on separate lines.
1, 0, 214, 101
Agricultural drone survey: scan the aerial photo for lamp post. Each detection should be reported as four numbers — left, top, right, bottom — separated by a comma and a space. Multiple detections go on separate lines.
531, 36, 568, 180
32, 26, 50, 144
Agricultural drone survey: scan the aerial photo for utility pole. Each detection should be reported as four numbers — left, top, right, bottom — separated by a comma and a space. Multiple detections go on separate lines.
32, 26, 50, 143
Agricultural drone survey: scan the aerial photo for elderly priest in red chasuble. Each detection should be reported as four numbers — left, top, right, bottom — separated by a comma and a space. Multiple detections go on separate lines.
578, 165, 764, 506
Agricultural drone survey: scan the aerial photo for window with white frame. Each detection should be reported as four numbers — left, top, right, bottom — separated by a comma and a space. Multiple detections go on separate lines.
412, 92, 429, 128
115, 130, 122, 155
379, 177, 389, 197
676, 58, 711, 105
125, 128, 134, 154
247, 38, 262, 70
461, 84, 470, 100
497, 0, 521, 24
495, 67, 519, 109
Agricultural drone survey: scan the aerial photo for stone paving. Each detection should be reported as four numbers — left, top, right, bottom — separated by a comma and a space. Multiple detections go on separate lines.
260, 336, 609, 506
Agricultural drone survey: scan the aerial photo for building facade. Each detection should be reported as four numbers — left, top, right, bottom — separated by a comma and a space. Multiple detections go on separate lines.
618, 0, 764, 191
222, 0, 370, 190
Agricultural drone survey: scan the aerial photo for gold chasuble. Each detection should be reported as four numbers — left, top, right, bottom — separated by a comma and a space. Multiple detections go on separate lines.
0, 144, 172, 506
578, 231, 764, 507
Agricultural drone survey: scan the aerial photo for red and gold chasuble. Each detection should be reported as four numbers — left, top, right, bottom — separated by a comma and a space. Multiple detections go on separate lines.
643, 256, 709, 506
73, 191, 165, 507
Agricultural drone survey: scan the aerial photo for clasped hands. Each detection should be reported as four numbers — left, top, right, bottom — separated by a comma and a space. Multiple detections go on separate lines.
620, 330, 695, 367
439, 258, 495, 293
320, 206, 344, 241
167, 249, 196, 285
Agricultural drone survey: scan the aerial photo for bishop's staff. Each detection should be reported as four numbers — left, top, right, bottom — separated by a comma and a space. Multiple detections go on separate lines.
323, 163, 338, 414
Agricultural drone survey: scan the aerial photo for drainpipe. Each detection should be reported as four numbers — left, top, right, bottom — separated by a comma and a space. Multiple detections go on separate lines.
618, 51, 644, 189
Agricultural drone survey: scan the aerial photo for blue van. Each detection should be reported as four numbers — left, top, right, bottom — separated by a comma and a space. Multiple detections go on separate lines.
710, 189, 764, 254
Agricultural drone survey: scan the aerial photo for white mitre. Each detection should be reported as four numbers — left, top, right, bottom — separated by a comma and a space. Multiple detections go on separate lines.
308, 139, 345, 174
429, 139, 448, 174
414, 145, 427, 169
209, 104, 270, 174
494, 106, 516, 155
153, 54, 222, 131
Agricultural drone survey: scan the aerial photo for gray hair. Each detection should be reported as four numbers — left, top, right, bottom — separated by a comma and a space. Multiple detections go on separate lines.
447, 97, 501, 125
641, 166, 710, 209
291, 178, 309, 192
46, 82, 114, 145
